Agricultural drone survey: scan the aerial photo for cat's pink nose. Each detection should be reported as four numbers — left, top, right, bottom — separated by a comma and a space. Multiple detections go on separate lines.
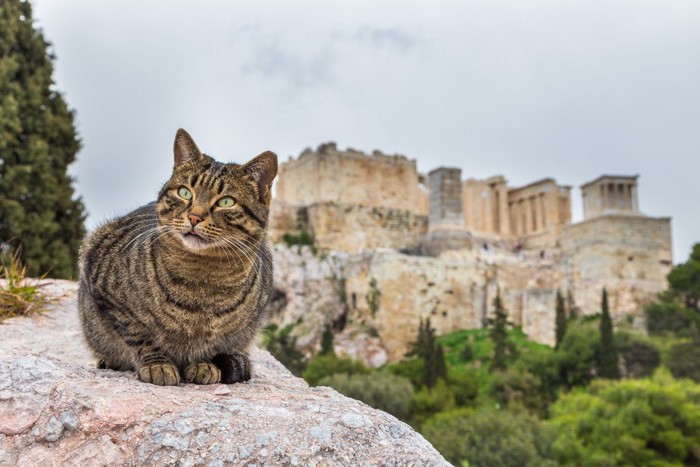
188, 214, 203, 226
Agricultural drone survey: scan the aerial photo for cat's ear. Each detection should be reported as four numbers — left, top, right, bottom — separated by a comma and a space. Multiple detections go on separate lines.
243, 151, 278, 202
173, 128, 203, 167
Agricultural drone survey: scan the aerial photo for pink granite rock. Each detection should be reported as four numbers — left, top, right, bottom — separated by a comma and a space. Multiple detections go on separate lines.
0, 281, 449, 466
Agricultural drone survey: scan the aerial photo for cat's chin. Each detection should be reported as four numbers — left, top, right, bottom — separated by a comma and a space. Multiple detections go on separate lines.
179, 232, 212, 251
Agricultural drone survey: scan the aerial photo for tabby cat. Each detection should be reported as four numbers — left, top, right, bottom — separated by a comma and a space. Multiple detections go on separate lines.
79, 129, 277, 386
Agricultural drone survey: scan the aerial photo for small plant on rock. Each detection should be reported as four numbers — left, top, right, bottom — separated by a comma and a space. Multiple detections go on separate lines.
0, 248, 49, 321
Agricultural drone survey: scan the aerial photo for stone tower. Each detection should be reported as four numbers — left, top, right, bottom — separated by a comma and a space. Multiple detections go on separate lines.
581, 175, 639, 220
428, 167, 464, 231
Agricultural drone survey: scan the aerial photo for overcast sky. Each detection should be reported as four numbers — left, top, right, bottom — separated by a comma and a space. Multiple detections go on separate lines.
32, 0, 700, 263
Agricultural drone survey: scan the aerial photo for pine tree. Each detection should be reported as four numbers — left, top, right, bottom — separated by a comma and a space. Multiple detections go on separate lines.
0, 0, 85, 278
320, 324, 335, 356
407, 318, 447, 388
598, 288, 619, 379
488, 290, 513, 372
555, 289, 567, 350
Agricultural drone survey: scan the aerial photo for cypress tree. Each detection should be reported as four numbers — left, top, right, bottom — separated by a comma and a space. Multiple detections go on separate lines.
598, 288, 619, 379
407, 317, 447, 388
488, 290, 512, 372
555, 289, 567, 350
0, 0, 85, 278
320, 324, 335, 356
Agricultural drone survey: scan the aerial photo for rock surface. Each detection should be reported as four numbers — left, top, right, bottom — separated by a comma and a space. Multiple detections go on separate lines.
0, 281, 448, 466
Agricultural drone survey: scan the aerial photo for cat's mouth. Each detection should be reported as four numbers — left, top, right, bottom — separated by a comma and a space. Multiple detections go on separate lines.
181, 229, 211, 249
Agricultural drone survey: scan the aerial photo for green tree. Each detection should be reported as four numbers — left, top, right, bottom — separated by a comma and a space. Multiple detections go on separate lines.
645, 297, 698, 338
487, 290, 516, 372
262, 323, 306, 376
447, 368, 479, 408
615, 331, 660, 379
408, 378, 456, 429
555, 289, 567, 350
665, 336, 700, 383
422, 408, 556, 467
549, 376, 700, 466
557, 320, 600, 388
598, 288, 619, 379
668, 243, 700, 312
318, 372, 414, 420
365, 277, 381, 319
302, 354, 369, 386
407, 318, 448, 388
0, 0, 85, 278
319, 324, 334, 356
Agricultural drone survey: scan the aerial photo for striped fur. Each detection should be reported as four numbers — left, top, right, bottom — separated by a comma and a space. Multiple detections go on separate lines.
79, 129, 277, 386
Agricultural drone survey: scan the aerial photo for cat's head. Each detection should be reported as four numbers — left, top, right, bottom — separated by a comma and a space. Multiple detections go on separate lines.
156, 129, 277, 252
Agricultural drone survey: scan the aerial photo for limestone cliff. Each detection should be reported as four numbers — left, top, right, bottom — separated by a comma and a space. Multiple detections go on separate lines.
0, 282, 448, 466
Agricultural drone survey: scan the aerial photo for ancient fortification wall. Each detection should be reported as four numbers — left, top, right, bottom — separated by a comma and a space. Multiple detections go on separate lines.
275, 143, 427, 214
268, 142, 673, 353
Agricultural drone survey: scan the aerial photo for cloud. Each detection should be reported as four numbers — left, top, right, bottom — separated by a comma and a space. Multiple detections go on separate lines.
353, 26, 418, 52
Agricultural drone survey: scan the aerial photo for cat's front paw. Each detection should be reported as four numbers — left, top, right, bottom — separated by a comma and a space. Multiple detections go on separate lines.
184, 363, 221, 385
213, 352, 251, 384
138, 363, 180, 386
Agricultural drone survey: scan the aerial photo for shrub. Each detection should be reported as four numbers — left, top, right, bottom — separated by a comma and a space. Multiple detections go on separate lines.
490, 368, 543, 413
302, 355, 369, 386
408, 378, 455, 429
422, 408, 556, 467
549, 377, 700, 466
261, 323, 306, 376
387, 357, 425, 389
318, 372, 414, 419
645, 299, 698, 338
665, 340, 700, 382
0, 249, 48, 322
447, 368, 479, 407
557, 321, 600, 388
615, 331, 661, 378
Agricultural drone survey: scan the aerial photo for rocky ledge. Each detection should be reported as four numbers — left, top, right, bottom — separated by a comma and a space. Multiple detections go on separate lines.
0, 281, 448, 466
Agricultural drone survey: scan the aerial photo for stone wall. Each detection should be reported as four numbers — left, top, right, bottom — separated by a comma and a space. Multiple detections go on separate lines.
558, 215, 673, 323
275, 143, 427, 215
268, 201, 428, 253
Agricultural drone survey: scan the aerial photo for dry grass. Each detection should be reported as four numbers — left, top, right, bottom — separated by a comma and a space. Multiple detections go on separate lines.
0, 249, 50, 322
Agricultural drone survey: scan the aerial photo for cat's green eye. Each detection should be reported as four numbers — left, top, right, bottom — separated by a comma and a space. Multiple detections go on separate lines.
217, 196, 235, 208
178, 186, 193, 200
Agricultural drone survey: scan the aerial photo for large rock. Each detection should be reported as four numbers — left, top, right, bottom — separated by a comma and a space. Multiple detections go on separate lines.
0, 281, 448, 466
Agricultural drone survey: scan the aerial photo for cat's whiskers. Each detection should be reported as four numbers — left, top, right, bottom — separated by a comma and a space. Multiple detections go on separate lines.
120, 225, 173, 253
217, 237, 257, 273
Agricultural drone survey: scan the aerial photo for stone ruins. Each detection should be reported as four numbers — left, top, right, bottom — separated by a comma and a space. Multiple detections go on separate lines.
268, 143, 672, 359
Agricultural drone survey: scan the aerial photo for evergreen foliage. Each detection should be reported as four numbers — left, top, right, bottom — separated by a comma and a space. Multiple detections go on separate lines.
615, 331, 660, 378
423, 408, 556, 467
554, 289, 567, 350
262, 323, 306, 376
645, 297, 698, 338
0, 0, 86, 278
487, 290, 515, 372
319, 324, 334, 356
365, 277, 381, 319
598, 288, 619, 379
302, 354, 369, 386
408, 378, 456, 428
446, 368, 479, 408
406, 318, 448, 388
667, 243, 700, 312
665, 337, 700, 383
318, 372, 414, 419
549, 376, 700, 466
